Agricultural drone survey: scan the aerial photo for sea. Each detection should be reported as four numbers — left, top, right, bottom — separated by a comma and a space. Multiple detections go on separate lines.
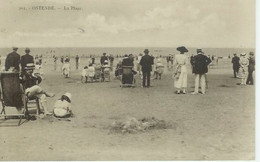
0, 47, 255, 58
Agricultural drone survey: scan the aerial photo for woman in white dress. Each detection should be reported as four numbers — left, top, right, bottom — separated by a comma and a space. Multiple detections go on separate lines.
239, 53, 249, 85
174, 46, 189, 94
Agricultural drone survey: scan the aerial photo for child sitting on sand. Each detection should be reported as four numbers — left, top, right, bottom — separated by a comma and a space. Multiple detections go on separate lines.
53, 93, 72, 118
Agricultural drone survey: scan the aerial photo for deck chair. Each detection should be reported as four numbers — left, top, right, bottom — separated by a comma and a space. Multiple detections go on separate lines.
0, 72, 40, 126
121, 66, 136, 87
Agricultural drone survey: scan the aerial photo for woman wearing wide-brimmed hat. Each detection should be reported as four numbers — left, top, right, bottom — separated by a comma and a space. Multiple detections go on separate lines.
173, 46, 189, 94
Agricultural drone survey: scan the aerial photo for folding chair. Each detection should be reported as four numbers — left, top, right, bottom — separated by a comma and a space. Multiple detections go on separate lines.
0, 72, 40, 126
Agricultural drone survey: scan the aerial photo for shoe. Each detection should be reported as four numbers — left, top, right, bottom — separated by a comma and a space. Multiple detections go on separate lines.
182, 90, 186, 94
191, 92, 198, 95
177, 90, 180, 94
45, 93, 55, 98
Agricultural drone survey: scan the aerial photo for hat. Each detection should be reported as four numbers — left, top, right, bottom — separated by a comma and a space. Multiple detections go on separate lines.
233, 53, 237, 55
197, 48, 202, 53
25, 48, 30, 53
177, 46, 188, 53
249, 51, 254, 55
13, 47, 18, 51
241, 53, 246, 56
103, 53, 106, 55
64, 92, 72, 101
24, 63, 35, 70
104, 60, 108, 63
144, 49, 149, 53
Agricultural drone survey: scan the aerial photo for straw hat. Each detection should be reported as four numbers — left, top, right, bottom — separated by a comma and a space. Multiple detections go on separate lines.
241, 53, 246, 56
24, 63, 35, 70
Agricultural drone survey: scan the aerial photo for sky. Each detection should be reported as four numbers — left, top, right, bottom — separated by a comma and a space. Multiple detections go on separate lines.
0, 0, 256, 48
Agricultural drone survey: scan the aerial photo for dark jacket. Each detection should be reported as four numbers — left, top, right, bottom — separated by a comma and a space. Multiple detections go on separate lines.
21, 54, 34, 72
122, 57, 134, 66
232, 56, 240, 68
192, 54, 212, 74
5, 51, 21, 71
22, 73, 42, 89
140, 54, 154, 71
248, 56, 255, 72
100, 56, 108, 65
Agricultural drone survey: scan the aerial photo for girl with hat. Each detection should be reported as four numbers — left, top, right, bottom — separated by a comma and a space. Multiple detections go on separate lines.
239, 53, 249, 85
53, 93, 73, 118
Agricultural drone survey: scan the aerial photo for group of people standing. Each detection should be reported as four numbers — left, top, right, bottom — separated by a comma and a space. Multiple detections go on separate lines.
231, 52, 255, 85
172, 47, 211, 94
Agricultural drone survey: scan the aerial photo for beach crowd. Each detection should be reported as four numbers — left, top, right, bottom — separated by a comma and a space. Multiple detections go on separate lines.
1, 46, 255, 119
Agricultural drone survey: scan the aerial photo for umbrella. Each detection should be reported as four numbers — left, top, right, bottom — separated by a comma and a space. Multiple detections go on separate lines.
176, 46, 188, 53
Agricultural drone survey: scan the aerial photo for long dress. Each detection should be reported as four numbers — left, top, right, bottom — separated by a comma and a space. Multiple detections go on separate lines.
174, 54, 188, 88
239, 57, 249, 79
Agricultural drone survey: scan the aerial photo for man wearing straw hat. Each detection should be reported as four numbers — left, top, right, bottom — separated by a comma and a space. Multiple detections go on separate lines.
5, 47, 21, 72
191, 49, 211, 94
140, 49, 154, 88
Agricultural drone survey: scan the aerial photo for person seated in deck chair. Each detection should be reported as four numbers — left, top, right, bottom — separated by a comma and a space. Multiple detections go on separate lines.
21, 63, 55, 116
53, 92, 73, 118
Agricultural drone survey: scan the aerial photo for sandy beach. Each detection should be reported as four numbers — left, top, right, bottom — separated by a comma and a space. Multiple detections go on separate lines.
0, 57, 255, 160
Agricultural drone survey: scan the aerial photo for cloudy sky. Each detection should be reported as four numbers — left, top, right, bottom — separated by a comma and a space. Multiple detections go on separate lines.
0, 0, 255, 48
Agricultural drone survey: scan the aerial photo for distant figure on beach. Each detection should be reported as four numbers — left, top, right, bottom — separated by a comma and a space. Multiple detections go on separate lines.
53, 56, 57, 70
62, 58, 71, 78
5, 47, 21, 72
100, 53, 108, 65
246, 52, 255, 85
109, 54, 114, 70
21, 63, 54, 116
75, 55, 79, 70
191, 49, 211, 94
153, 58, 164, 80
174, 46, 189, 94
21, 48, 34, 75
231, 53, 240, 78
101, 60, 110, 82
115, 59, 123, 78
81, 66, 88, 83
61, 56, 64, 64
39, 55, 43, 65
239, 53, 249, 85
137, 53, 143, 75
140, 49, 154, 88
91, 56, 95, 64
53, 93, 73, 118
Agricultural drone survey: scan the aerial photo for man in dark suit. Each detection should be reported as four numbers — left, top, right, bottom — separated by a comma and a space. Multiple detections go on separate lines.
140, 49, 154, 88
21, 48, 34, 75
191, 49, 211, 94
5, 47, 21, 72
246, 52, 255, 85
231, 53, 240, 78
100, 53, 108, 65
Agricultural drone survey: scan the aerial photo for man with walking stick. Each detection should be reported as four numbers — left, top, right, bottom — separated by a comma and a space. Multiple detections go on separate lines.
191, 49, 211, 94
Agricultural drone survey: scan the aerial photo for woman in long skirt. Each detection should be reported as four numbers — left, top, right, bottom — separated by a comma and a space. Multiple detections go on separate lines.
239, 53, 249, 85
174, 46, 189, 94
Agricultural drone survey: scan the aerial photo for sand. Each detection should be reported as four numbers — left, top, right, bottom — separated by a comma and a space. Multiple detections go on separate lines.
0, 58, 255, 160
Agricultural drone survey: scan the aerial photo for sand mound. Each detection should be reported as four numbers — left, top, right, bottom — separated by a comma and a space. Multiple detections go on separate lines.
110, 117, 171, 133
